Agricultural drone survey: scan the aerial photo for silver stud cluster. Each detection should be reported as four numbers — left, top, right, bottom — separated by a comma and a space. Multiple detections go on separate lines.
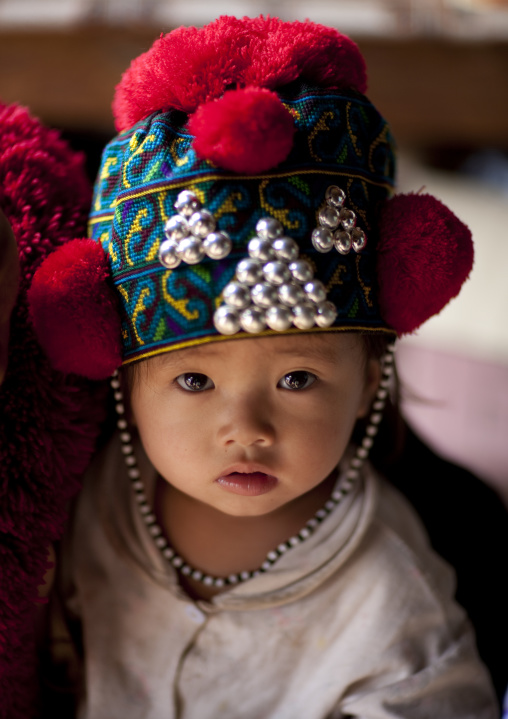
213, 217, 338, 336
312, 185, 367, 256
110, 342, 395, 590
159, 190, 232, 268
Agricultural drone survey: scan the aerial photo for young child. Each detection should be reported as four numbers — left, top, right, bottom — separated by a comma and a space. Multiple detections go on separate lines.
29, 16, 498, 717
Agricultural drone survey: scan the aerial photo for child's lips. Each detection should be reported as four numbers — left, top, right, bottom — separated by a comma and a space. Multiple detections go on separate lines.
215, 468, 279, 496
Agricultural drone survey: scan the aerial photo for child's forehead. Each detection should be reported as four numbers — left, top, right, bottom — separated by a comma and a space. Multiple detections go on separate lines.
148, 333, 364, 369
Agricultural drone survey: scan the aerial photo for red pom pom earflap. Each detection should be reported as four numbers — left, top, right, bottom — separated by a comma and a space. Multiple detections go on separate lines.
377, 193, 474, 335
28, 239, 122, 379
189, 87, 295, 174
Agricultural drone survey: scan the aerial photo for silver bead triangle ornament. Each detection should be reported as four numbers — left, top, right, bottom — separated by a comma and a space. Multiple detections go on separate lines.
159, 190, 233, 269
213, 217, 338, 336
312, 185, 367, 256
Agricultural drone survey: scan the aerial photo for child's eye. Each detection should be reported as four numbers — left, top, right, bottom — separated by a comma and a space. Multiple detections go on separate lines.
175, 373, 214, 392
277, 371, 316, 391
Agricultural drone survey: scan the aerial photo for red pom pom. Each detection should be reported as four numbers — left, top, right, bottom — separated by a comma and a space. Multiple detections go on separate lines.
243, 16, 366, 92
377, 193, 474, 335
188, 87, 295, 174
113, 16, 366, 132
28, 239, 122, 379
113, 18, 250, 130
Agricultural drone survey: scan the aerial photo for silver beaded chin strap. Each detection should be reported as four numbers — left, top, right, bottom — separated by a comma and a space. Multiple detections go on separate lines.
111, 341, 396, 589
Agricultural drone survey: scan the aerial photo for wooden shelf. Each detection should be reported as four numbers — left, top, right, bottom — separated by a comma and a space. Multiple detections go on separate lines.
1, 25, 508, 147
359, 36, 508, 147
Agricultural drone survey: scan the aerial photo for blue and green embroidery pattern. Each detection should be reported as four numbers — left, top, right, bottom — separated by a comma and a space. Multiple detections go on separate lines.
89, 84, 396, 363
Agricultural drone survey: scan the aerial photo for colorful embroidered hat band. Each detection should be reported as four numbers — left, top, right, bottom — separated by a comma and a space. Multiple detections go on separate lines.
29, 17, 474, 379
86, 77, 397, 366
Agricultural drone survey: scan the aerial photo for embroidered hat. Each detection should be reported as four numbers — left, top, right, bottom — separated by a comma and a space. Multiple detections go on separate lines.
29, 16, 473, 378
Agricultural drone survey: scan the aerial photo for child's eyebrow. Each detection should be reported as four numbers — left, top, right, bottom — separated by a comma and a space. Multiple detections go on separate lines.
272, 344, 341, 364
151, 343, 223, 367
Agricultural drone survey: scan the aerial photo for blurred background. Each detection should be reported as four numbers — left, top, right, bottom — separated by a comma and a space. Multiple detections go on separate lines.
1, 0, 507, 502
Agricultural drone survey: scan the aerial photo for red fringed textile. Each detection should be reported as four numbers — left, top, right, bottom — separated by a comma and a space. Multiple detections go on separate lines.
377, 193, 474, 335
189, 87, 295, 173
29, 239, 122, 380
113, 15, 367, 132
0, 102, 108, 717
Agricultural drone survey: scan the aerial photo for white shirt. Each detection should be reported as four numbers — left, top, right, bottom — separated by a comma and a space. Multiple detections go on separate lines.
57, 435, 498, 719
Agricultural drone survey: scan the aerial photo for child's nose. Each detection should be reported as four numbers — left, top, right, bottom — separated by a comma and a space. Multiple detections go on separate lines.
217, 395, 275, 448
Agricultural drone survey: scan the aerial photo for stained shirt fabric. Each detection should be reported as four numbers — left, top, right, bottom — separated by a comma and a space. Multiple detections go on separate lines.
55, 435, 498, 719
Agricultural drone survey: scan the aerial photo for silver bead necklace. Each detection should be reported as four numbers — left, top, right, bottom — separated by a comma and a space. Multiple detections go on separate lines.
111, 342, 395, 589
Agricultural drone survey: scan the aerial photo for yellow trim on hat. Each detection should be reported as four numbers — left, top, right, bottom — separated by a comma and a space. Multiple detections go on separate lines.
115, 168, 394, 208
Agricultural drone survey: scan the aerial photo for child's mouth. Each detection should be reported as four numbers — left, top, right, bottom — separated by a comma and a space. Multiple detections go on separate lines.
216, 471, 278, 496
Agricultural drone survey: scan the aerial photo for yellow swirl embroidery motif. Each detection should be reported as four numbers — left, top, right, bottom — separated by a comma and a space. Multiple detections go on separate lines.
326, 264, 347, 291
169, 137, 190, 168
308, 111, 334, 162
346, 102, 362, 158
95, 157, 118, 211
347, 178, 369, 230
122, 133, 156, 190
162, 270, 200, 321
141, 190, 171, 263
117, 285, 130, 342
368, 125, 390, 174
259, 180, 299, 231
215, 191, 243, 221
124, 208, 149, 267
130, 286, 151, 346
106, 237, 118, 265
355, 255, 373, 308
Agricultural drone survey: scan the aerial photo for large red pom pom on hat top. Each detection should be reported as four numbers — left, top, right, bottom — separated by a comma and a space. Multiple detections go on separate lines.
113, 16, 367, 132
189, 87, 295, 174
241, 15, 366, 91
377, 193, 474, 335
28, 239, 122, 379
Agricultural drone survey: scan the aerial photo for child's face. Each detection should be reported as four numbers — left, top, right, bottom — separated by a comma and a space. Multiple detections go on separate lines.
129, 333, 380, 518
